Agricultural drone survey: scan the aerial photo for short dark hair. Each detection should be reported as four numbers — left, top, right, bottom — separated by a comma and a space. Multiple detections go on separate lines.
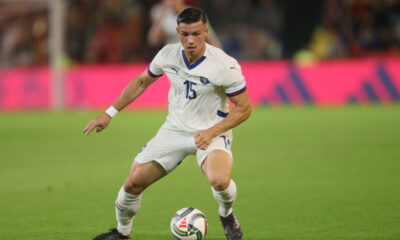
177, 7, 208, 25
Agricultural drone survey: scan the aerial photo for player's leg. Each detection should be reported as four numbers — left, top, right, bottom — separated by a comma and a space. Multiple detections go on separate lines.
116, 160, 167, 236
94, 128, 189, 240
201, 150, 242, 240
198, 135, 243, 240
114, 127, 192, 238
201, 149, 234, 214
93, 160, 167, 240
124, 159, 167, 194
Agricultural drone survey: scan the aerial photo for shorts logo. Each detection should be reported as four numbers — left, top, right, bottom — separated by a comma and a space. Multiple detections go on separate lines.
200, 77, 209, 85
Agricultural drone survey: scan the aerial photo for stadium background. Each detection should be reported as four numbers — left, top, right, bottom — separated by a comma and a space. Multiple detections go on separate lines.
0, 0, 399, 239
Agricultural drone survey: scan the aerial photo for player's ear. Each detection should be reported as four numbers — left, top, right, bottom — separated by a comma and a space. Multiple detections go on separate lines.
203, 23, 209, 34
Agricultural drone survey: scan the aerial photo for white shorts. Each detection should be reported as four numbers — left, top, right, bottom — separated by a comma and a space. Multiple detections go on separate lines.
134, 127, 233, 173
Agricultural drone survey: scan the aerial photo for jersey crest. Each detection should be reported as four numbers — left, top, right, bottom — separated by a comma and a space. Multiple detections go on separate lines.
200, 77, 210, 85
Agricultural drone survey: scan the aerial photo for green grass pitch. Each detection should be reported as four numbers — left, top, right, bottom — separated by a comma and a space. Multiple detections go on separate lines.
1, 106, 399, 240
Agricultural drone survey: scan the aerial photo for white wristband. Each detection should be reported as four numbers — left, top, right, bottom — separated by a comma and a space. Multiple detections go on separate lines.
105, 106, 118, 118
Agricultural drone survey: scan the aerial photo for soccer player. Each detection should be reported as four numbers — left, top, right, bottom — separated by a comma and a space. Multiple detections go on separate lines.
83, 7, 251, 240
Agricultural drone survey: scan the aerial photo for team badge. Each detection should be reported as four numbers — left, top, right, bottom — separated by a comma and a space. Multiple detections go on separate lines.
200, 77, 209, 85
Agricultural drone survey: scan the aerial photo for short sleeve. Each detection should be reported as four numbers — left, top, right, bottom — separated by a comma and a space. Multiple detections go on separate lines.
148, 46, 166, 78
223, 62, 247, 97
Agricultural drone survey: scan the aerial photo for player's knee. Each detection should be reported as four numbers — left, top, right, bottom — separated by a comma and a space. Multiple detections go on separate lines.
210, 176, 230, 191
124, 181, 146, 195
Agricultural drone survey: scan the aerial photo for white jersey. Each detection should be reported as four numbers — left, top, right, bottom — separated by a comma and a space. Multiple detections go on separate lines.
148, 43, 246, 135
150, 4, 180, 44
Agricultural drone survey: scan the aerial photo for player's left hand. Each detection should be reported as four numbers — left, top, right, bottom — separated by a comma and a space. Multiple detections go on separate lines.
194, 129, 215, 150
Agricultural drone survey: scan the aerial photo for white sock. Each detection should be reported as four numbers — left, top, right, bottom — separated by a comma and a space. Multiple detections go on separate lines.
212, 179, 237, 217
115, 187, 142, 236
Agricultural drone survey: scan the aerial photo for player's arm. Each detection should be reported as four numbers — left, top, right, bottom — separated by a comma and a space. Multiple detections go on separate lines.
194, 91, 251, 150
112, 70, 158, 111
82, 70, 158, 136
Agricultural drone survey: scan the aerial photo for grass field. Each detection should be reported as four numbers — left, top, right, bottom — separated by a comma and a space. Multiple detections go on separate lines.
1, 106, 400, 240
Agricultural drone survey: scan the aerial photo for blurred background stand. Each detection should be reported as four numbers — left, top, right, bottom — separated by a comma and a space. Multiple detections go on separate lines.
0, 0, 399, 111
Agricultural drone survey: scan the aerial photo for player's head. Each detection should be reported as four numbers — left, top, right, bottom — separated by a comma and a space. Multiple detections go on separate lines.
177, 7, 208, 25
176, 8, 208, 59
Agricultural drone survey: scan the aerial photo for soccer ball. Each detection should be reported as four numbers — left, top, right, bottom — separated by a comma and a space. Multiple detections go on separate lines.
170, 207, 208, 240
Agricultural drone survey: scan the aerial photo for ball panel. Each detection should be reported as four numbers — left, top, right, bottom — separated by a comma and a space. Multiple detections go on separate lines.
170, 207, 208, 240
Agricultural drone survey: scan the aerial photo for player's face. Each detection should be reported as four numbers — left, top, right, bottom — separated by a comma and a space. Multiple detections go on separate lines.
177, 20, 208, 61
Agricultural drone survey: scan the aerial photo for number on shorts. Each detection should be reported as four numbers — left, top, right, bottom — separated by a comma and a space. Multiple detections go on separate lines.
220, 135, 231, 150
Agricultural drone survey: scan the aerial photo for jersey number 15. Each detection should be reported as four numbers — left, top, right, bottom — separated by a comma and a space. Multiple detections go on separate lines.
184, 80, 197, 99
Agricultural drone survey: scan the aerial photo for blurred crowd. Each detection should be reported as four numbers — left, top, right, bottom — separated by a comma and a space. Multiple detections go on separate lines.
0, 0, 399, 67
306, 0, 400, 60
199, 0, 284, 60
0, 1, 49, 66
66, 0, 146, 64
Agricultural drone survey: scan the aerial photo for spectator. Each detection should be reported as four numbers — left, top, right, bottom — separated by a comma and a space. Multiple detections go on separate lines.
147, 0, 221, 49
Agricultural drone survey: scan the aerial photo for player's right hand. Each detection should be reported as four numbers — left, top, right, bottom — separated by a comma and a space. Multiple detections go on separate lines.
82, 113, 111, 136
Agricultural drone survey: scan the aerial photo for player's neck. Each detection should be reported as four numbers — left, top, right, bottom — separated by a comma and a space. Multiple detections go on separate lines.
185, 44, 206, 64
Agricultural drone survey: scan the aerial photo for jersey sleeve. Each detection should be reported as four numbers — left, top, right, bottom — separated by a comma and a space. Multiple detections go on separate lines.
147, 46, 167, 78
223, 61, 247, 97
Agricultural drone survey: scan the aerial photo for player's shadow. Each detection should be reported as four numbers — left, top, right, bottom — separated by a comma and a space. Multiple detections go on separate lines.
134, 233, 227, 239
204, 237, 229, 239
